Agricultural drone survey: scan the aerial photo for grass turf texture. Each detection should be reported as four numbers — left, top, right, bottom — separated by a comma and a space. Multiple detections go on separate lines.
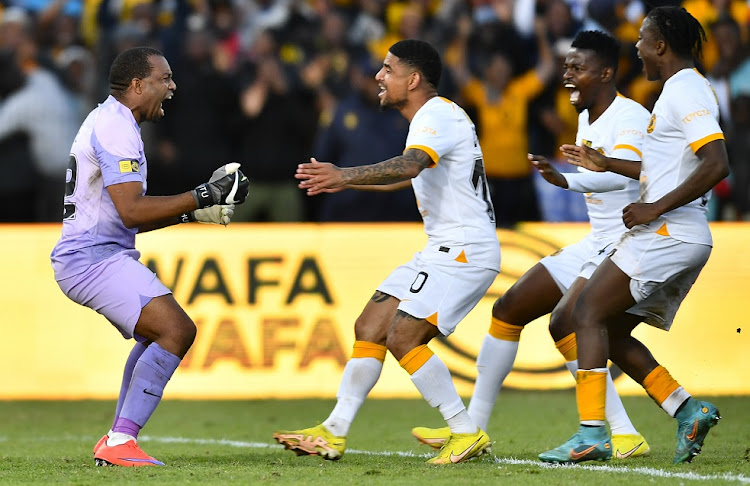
0, 392, 748, 485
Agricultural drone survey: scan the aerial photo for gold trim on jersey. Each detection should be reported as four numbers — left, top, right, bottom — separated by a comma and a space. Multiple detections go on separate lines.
613, 144, 642, 158
689, 132, 725, 153
405, 144, 438, 167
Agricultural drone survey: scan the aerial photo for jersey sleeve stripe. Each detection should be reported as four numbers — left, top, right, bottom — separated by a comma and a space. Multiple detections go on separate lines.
689, 133, 725, 153
612, 144, 642, 158
405, 144, 439, 167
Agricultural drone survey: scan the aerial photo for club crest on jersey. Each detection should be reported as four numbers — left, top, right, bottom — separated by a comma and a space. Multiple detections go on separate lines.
647, 114, 656, 133
582, 140, 604, 154
119, 159, 140, 173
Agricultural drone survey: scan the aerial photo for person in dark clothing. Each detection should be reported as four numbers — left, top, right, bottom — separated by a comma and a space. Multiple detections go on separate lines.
150, 27, 240, 196
231, 30, 319, 222
312, 55, 420, 222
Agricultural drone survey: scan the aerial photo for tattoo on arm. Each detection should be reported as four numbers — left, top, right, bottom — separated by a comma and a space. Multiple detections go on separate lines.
395, 309, 418, 322
371, 291, 392, 303
343, 149, 432, 185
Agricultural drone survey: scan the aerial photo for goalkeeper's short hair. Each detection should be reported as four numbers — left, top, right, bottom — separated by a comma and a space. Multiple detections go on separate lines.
109, 46, 165, 95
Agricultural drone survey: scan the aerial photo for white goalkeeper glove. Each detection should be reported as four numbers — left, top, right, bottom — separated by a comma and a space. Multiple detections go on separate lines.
193, 204, 235, 225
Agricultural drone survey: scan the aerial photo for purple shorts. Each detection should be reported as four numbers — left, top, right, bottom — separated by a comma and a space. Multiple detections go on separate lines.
56, 249, 171, 340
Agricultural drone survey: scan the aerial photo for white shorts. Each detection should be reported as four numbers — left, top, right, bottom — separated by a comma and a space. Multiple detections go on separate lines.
540, 234, 615, 292
56, 250, 171, 340
610, 229, 711, 330
377, 250, 498, 336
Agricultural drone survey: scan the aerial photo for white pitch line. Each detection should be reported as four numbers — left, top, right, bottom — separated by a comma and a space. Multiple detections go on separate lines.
140, 435, 750, 484
493, 457, 750, 484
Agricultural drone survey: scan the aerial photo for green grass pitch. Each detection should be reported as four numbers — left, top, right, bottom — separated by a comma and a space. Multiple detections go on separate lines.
1, 392, 748, 485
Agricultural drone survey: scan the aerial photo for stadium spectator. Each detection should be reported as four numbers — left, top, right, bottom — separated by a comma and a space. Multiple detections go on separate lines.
311, 54, 419, 222
50, 46, 249, 467
412, 30, 651, 460
0, 48, 34, 222
230, 30, 318, 222
682, 0, 748, 72
1, 0, 748, 223
274, 39, 499, 465
727, 94, 750, 220
544, 7, 728, 464
0, 42, 78, 221
150, 24, 240, 196
460, 14, 555, 227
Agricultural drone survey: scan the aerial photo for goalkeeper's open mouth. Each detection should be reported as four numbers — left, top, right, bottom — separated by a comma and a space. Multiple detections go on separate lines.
160, 93, 173, 117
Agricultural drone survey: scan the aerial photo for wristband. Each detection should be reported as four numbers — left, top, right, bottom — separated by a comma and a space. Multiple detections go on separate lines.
179, 212, 195, 223
192, 183, 213, 208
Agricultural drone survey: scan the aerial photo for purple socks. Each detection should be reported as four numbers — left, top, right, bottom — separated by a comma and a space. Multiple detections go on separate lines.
112, 342, 148, 429
112, 342, 181, 437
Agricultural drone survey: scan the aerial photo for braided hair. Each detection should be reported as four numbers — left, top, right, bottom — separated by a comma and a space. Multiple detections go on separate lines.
646, 6, 706, 60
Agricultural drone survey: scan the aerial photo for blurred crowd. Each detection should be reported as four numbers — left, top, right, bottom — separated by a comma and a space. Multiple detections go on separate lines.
1, 0, 749, 224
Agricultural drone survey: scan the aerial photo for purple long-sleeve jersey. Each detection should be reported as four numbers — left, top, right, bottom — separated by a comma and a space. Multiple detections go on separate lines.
51, 95, 147, 280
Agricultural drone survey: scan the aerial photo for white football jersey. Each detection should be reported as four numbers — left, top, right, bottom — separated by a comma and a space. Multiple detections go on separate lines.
563, 94, 650, 242
406, 96, 500, 271
639, 68, 724, 245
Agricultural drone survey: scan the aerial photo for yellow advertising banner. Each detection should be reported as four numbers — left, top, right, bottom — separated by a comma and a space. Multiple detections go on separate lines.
0, 223, 747, 399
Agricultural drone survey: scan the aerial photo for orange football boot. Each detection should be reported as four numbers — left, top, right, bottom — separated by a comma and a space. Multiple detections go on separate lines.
94, 439, 164, 467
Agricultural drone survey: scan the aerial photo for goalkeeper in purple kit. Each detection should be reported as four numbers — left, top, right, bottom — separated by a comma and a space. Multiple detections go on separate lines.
50, 46, 249, 467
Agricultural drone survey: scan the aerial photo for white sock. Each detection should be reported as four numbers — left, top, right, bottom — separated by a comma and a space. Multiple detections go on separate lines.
323, 357, 382, 436
107, 431, 135, 446
565, 360, 637, 434
410, 355, 475, 434
446, 410, 476, 434
662, 387, 691, 417
467, 334, 519, 430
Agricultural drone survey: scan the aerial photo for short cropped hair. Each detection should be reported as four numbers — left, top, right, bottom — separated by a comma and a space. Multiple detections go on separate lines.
646, 6, 706, 60
388, 39, 442, 89
109, 46, 164, 96
571, 30, 621, 74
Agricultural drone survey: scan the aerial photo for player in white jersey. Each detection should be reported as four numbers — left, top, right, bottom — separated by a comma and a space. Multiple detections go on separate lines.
545, 7, 729, 465
50, 47, 249, 467
412, 30, 651, 460
274, 39, 499, 465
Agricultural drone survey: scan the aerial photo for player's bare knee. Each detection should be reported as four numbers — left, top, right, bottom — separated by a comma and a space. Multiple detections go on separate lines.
174, 318, 196, 354
353, 316, 387, 345
548, 310, 568, 342
491, 295, 511, 321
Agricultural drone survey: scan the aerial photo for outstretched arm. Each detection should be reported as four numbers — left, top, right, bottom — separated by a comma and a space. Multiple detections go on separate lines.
296, 148, 432, 196
560, 144, 642, 180
529, 153, 568, 188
